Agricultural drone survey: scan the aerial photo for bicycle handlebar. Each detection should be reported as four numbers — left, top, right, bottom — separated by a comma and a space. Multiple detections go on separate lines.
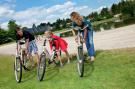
73, 25, 88, 31
43, 39, 46, 46
19, 41, 25, 45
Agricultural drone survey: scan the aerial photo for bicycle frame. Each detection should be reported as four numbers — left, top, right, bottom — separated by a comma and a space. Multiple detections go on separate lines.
77, 30, 83, 48
16, 42, 26, 62
42, 39, 57, 63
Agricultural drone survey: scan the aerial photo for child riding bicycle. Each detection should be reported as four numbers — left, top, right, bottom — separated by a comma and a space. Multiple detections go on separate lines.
70, 11, 95, 62
44, 30, 70, 66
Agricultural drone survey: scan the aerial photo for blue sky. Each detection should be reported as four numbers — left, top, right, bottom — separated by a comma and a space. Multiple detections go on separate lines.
0, 0, 120, 29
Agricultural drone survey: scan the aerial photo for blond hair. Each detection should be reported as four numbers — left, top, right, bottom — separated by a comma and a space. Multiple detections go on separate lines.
45, 30, 53, 35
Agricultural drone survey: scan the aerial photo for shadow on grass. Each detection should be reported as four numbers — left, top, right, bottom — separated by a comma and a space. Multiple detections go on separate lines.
83, 50, 103, 77
43, 65, 60, 81
22, 68, 37, 83
84, 62, 94, 77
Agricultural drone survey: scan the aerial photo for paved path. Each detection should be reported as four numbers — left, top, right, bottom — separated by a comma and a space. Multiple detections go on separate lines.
0, 24, 135, 55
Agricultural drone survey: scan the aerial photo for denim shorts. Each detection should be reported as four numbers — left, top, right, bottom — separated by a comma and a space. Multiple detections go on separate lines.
28, 40, 38, 54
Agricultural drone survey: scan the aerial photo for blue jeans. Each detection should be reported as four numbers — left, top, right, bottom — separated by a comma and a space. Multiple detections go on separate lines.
82, 30, 95, 57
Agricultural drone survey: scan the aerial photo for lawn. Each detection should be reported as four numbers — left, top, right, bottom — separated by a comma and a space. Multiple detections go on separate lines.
0, 48, 135, 89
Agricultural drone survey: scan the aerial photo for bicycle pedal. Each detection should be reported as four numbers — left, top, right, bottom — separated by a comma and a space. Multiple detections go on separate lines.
23, 65, 30, 71
48, 60, 53, 64
78, 60, 82, 63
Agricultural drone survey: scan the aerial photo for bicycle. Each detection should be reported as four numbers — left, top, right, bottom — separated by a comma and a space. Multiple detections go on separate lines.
14, 40, 31, 83
73, 25, 88, 77
37, 38, 61, 81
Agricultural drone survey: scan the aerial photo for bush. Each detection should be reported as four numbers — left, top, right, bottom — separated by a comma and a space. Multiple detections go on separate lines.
114, 17, 135, 28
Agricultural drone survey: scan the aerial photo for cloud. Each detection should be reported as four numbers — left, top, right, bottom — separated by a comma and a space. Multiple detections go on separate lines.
0, 6, 14, 18
1, 22, 8, 29
0, 1, 93, 29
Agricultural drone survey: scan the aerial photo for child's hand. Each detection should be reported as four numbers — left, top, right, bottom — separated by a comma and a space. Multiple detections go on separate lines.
75, 37, 78, 43
82, 39, 86, 43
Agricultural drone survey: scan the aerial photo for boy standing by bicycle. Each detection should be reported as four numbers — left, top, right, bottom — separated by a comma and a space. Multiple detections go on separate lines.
70, 12, 95, 62
16, 27, 40, 66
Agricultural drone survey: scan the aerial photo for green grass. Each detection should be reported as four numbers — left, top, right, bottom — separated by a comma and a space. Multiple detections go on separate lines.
0, 49, 135, 89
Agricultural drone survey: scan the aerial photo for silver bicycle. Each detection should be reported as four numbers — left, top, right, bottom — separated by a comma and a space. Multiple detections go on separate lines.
14, 40, 30, 83
73, 25, 88, 77
37, 38, 61, 81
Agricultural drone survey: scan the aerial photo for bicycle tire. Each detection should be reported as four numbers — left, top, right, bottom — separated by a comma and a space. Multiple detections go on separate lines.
77, 46, 84, 77
37, 53, 46, 81
14, 57, 22, 83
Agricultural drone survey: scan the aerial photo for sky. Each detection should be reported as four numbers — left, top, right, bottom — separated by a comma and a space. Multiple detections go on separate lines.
0, 0, 120, 29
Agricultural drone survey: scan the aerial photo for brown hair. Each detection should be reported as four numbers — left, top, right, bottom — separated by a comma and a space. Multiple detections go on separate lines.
16, 26, 21, 31
70, 11, 80, 17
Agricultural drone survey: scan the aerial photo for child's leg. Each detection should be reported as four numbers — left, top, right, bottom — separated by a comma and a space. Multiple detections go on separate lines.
64, 50, 70, 63
32, 40, 40, 66
27, 44, 35, 66
57, 53, 63, 66
34, 52, 40, 66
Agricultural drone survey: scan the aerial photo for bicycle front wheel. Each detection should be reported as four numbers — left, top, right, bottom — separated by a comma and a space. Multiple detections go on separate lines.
14, 56, 22, 83
37, 53, 46, 81
77, 46, 84, 77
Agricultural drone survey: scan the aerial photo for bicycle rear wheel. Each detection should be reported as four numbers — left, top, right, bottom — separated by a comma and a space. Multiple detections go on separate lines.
77, 46, 84, 77
22, 54, 30, 70
37, 53, 46, 81
14, 56, 22, 83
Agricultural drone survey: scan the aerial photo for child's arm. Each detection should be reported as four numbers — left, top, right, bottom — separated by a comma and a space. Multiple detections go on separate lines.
83, 20, 89, 41
84, 28, 88, 41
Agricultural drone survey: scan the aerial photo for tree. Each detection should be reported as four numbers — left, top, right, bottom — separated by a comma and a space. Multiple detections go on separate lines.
61, 19, 67, 28
0, 26, 2, 31
8, 20, 18, 40
111, 4, 119, 15
100, 8, 112, 19
121, 0, 135, 17
0, 30, 11, 44
88, 12, 101, 21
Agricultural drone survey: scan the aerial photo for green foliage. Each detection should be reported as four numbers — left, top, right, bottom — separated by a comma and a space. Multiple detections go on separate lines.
87, 12, 102, 22
0, 20, 18, 45
111, 4, 119, 15
8, 20, 18, 40
100, 8, 113, 19
0, 30, 13, 44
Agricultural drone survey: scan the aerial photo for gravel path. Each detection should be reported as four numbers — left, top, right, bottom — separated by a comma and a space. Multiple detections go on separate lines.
0, 24, 135, 55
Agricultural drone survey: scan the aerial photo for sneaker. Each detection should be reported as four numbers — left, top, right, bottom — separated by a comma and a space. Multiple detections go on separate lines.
55, 60, 60, 65
67, 59, 70, 64
90, 56, 95, 62
60, 63, 63, 67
